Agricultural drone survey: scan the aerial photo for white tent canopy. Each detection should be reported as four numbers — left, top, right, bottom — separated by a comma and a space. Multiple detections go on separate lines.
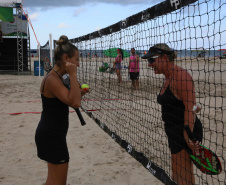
0, 0, 22, 7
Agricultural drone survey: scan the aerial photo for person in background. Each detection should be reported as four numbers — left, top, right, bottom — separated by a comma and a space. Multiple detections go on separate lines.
128, 48, 140, 90
35, 35, 88, 185
113, 48, 123, 83
142, 43, 203, 185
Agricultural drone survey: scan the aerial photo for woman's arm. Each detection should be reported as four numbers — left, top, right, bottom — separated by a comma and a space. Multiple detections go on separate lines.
135, 55, 139, 72
45, 75, 81, 109
115, 54, 121, 63
45, 63, 81, 108
177, 70, 197, 149
128, 57, 131, 70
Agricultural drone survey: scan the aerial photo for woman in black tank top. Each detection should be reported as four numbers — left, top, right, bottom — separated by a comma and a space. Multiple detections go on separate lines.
35, 35, 86, 185
142, 43, 202, 185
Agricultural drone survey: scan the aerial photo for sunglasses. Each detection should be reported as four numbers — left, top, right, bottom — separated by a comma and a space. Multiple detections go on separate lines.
148, 55, 160, 64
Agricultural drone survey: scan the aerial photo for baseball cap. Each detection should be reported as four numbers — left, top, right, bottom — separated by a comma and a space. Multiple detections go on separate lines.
141, 43, 174, 59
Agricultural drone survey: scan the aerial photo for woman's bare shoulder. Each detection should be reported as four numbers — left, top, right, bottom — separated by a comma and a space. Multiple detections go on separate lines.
175, 66, 192, 81
40, 73, 62, 95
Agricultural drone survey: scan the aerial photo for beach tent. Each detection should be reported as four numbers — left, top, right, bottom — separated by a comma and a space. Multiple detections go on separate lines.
217, 49, 226, 59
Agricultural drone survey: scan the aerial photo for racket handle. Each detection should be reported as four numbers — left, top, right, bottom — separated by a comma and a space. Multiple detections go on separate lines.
184, 125, 196, 141
74, 108, 86, 126
63, 76, 86, 126
184, 125, 201, 156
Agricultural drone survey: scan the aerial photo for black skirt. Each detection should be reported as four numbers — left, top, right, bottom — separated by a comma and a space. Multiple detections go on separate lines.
35, 124, 69, 164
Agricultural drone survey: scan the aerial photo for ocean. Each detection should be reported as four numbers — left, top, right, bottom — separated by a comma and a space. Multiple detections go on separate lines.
79, 50, 222, 58
36, 49, 224, 64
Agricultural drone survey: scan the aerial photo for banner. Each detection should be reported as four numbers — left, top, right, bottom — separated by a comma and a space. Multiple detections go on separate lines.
0, 7, 13, 22
0, 15, 28, 36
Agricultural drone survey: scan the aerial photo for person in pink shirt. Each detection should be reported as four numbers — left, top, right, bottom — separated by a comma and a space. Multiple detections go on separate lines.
128, 48, 140, 90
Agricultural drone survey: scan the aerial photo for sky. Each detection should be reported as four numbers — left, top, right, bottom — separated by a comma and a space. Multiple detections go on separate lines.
21, 0, 162, 49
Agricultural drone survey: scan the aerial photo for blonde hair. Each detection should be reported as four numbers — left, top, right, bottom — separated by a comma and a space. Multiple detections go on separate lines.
54, 35, 78, 66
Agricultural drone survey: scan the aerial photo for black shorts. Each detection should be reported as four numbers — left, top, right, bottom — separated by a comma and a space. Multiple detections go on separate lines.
35, 125, 69, 164
130, 72, 139, 80
166, 116, 203, 154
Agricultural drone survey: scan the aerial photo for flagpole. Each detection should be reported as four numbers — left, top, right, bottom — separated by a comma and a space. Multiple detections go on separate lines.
49, 33, 53, 67
38, 42, 40, 77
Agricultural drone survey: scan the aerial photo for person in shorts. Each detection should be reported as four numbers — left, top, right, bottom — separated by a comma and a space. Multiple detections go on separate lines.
142, 43, 203, 185
113, 48, 123, 83
128, 48, 140, 90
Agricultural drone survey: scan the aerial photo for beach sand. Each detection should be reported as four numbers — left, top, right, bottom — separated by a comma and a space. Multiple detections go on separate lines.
0, 74, 163, 185
0, 56, 225, 185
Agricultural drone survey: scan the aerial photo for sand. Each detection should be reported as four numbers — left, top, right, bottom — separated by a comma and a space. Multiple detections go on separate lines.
0, 74, 163, 185
0, 56, 225, 185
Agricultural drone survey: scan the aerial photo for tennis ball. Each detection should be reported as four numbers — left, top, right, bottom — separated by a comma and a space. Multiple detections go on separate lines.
81, 84, 89, 91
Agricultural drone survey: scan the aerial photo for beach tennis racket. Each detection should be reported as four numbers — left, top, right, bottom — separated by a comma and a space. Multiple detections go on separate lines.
73, 82, 86, 126
63, 74, 86, 126
74, 107, 86, 126
184, 125, 222, 175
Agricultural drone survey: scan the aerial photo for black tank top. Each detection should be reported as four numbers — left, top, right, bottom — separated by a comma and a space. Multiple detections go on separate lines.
39, 71, 69, 132
157, 82, 203, 144
157, 84, 185, 128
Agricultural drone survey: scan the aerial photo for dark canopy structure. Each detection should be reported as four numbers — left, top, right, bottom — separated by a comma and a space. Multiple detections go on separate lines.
0, 0, 31, 74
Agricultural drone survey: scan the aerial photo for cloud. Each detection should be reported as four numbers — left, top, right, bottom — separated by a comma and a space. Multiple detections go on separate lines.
58, 23, 67, 28
95, 26, 102, 30
23, 0, 153, 8
29, 12, 40, 21
73, 7, 86, 17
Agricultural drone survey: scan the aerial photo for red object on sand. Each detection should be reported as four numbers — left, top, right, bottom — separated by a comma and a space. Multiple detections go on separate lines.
10, 112, 22, 115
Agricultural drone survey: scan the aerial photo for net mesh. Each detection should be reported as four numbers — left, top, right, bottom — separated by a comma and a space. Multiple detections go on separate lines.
67, 0, 225, 184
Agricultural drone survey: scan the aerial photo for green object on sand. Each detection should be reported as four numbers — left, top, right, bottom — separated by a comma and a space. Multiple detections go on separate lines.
99, 63, 109, 72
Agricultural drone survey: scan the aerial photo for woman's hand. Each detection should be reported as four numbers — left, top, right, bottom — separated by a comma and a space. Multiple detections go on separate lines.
66, 62, 77, 76
81, 88, 90, 96
187, 139, 200, 154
